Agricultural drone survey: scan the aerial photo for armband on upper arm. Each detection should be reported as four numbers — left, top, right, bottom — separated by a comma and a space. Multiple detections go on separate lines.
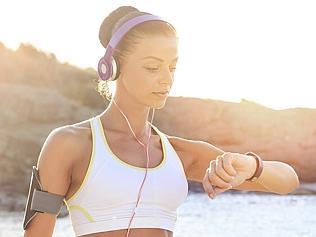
23, 166, 65, 230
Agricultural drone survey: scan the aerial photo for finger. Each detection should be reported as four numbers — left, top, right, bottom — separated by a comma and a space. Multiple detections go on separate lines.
209, 161, 232, 189
203, 168, 215, 197
215, 156, 235, 182
213, 185, 232, 196
209, 185, 217, 199
222, 154, 238, 176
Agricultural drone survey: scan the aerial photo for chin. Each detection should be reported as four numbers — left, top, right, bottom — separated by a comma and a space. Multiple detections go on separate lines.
146, 93, 169, 109
152, 99, 167, 109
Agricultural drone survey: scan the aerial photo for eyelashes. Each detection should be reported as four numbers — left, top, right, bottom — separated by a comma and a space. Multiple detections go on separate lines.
144, 67, 177, 73
145, 67, 159, 72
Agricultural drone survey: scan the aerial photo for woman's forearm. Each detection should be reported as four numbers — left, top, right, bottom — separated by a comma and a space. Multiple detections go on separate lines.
254, 160, 300, 194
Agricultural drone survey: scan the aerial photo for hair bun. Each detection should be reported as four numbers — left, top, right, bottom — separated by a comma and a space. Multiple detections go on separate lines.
99, 6, 140, 48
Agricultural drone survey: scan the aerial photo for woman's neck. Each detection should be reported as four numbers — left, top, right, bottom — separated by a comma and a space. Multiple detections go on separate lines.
99, 96, 154, 139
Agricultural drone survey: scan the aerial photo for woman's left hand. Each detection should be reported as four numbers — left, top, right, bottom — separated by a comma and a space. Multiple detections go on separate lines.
202, 152, 257, 199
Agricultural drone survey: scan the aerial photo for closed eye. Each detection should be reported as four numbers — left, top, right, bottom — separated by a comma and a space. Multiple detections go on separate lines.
145, 67, 159, 72
145, 67, 159, 71
144, 67, 177, 73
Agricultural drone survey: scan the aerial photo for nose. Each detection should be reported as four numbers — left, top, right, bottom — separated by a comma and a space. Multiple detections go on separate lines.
159, 67, 174, 85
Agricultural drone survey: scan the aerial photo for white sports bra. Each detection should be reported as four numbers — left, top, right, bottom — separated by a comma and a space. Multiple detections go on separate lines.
64, 115, 189, 236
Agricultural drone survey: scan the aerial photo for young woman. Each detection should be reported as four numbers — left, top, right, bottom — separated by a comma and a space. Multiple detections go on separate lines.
23, 5, 299, 237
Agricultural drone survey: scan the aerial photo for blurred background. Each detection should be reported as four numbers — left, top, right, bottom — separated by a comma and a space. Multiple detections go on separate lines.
0, 0, 315, 236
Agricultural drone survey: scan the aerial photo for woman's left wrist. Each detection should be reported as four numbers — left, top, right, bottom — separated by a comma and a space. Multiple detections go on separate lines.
244, 152, 264, 182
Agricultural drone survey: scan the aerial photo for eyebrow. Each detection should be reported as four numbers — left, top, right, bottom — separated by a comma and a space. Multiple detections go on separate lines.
140, 56, 178, 62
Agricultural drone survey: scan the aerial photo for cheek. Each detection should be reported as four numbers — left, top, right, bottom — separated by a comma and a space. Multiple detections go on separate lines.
124, 69, 155, 95
122, 63, 164, 95
136, 67, 160, 84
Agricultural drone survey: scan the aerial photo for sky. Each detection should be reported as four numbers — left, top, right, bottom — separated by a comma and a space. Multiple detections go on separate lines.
0, 0, 315, 110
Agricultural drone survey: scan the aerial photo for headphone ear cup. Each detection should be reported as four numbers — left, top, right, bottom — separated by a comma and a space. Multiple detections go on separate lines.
110, 56, 119, 81
98, 57, 113, 81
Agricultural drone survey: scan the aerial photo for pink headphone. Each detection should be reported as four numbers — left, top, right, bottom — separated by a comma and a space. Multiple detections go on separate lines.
98, 14, 165, 81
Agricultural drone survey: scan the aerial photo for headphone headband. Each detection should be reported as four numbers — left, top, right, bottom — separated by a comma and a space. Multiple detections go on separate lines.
110, 14, 163, 49
98, 14, 165, 81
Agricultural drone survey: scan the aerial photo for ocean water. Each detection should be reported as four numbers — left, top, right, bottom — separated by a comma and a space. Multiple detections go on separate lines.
1, 192, 315, 237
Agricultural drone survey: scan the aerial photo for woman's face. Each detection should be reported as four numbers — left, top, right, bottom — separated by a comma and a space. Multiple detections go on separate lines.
117, 35, 178, 109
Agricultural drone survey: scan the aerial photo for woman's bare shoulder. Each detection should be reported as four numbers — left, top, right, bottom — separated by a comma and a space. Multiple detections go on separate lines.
46, 119, 92, 155
51, 118, 92, 152
36, 119, 93, 192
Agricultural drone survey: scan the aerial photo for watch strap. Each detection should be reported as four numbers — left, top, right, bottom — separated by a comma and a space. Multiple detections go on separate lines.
245, 151, 263, 182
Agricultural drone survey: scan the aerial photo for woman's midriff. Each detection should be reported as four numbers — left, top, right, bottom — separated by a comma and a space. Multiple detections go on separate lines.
81, 228, 173, 237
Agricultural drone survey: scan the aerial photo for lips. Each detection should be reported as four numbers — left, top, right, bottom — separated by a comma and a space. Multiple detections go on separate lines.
153, 90, 169, 94
153, 91, 169, 97
153, 91, 169, 95
155, 91, 168, 94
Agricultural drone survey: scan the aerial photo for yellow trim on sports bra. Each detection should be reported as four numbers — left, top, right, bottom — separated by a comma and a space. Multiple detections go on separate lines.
97, 116, 166, 171
68, 205, 96, 223
65, 118, 96, 202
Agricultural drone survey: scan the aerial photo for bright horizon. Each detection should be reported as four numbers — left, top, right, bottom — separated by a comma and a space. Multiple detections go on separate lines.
1, 0, 315, 110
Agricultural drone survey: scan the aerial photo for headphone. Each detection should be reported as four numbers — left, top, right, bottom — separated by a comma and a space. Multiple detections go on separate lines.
97, 14, 165, 81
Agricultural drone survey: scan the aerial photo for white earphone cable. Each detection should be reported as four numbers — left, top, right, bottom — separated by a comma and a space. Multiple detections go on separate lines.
111, 99, 155, 237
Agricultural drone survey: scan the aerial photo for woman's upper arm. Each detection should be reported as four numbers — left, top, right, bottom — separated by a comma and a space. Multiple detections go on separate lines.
24, 126, 78, 237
